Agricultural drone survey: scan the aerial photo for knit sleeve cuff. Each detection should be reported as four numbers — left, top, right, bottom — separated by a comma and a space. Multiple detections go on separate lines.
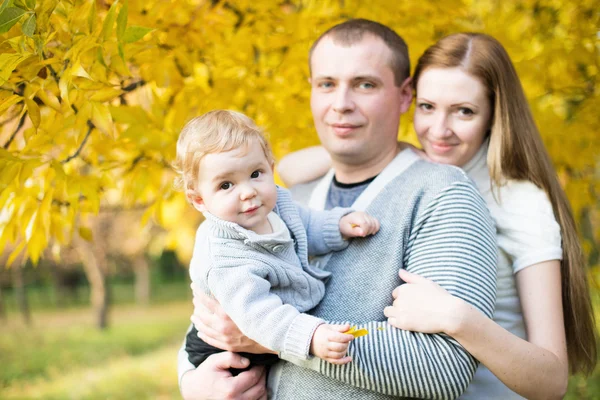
282, 313, 325, 360
323, 207, 353, 252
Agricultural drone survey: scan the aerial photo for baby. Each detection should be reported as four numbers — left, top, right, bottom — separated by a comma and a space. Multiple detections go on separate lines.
174, 110, 379, 371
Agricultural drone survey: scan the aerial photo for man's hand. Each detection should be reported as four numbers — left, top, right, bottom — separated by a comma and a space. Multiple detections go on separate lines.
180, 352, 267, 400
310, 323, 354, 364
191, 284, 275, 354
339, 211, 380, 239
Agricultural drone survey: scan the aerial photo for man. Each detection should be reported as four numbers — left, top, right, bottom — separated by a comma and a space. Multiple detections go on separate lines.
179, 19, 497, 399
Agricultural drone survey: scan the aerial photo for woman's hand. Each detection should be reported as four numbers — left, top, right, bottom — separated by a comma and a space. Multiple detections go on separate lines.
383, 269, 464, 335
180, 352, 267, 400
191, 283, 276, 354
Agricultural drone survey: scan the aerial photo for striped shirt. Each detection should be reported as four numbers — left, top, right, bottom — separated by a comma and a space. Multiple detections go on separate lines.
273, 149, 498, 399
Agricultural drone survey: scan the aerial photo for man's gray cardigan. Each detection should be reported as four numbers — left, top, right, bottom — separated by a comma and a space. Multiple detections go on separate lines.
186, 186, 351, 363
269, 149, 498, 399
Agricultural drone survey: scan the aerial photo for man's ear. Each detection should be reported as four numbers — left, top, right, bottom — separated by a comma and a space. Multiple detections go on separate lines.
398, 76, 413, 114
187, 189, 207, 213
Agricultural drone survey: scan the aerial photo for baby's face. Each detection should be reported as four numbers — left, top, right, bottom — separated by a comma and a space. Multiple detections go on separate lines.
192, 139, 277, 234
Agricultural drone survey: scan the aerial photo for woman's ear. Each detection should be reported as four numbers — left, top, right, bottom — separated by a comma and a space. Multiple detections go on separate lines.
187, 189, 206, 213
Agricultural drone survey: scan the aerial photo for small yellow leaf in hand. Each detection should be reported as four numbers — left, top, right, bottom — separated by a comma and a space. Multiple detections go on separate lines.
344, 326, 369, 338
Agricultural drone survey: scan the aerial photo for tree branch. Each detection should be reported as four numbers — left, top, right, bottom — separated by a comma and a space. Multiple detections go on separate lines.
122, 80, 146, 92
61, 122, 93, 164
3, 112, 27, 149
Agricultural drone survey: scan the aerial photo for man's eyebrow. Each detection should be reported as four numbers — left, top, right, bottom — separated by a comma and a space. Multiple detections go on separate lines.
352, 75, 383, 83
312, 75, 335, 80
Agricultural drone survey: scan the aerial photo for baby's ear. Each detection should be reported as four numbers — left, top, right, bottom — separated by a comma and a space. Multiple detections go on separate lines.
187, 189, 206, 213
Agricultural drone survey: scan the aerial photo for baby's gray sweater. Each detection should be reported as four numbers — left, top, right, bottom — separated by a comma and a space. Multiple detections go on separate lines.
187, 186, 351, 362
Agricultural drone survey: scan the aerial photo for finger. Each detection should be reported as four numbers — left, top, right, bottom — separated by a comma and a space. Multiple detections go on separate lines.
238, 366, 267, 399
383, 306, 396, 318
208, 351, 250, 371
398, 268, 429, 284
327, 341, 350, 352
329, 332, 354, 343
190, 314, 221, 337
332, 323, 351, 333
327, 356, 352, 365
193, 319, 233, 351
195, 291, 227, 316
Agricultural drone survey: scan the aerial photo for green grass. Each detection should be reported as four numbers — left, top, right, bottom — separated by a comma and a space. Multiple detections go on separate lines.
2, 281, 191, 313
0, 301, 192, 393
1, 293, 599, 399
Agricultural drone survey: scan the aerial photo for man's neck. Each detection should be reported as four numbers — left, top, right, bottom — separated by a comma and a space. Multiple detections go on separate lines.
331, 144, 401, 184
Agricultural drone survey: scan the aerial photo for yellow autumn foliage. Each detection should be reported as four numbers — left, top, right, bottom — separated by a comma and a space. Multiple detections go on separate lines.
0, 0, 597, 271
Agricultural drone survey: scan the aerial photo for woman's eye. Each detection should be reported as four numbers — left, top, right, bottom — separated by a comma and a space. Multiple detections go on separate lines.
458, 107, 474, 116
251, 170, 261, 179
220, 182, 232, 190
418, 103, 433, 111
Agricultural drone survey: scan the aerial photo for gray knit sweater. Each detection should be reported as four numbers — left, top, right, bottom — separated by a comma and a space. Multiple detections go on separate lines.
185, 186, 352, 363
270, 149, 498, 399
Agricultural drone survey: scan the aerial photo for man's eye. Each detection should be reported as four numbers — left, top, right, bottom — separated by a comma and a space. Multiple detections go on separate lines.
318, 81, 334, 89
251, 170, 261, 179
358, 82, 375, 89
220, 182, 232, 190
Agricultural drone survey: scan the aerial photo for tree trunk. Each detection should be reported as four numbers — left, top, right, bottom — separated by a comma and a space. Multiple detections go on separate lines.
12, 265, 30, 325
0, 283, 6, 320
133, 256, 151, 305
76, 239, 110, 329
48, 263, 65, 307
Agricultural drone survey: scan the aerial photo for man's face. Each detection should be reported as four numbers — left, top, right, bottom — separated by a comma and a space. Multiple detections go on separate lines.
309, 35, 412, 168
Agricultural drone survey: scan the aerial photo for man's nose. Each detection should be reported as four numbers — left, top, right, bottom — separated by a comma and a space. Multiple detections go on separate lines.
332, 86, 355, 113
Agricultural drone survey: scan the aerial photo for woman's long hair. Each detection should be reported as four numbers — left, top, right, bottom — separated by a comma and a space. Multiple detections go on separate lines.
413, 32, 597, 374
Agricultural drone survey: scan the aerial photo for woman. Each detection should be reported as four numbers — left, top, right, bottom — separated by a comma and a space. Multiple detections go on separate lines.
277, 33, 597, 399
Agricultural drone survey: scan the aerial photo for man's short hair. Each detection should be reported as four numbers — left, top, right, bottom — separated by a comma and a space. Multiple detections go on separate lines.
309, 19, 410, 86
173, 110, 273, 195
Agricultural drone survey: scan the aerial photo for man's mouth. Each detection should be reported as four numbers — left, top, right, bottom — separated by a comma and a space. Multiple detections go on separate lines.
330, 123, 361, 136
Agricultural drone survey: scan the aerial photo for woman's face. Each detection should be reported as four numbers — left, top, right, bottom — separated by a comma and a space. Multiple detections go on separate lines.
413, 67, 492, 167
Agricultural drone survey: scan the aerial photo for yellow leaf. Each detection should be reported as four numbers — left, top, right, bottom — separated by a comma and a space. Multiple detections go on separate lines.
89, 87, 123, 102
91, 102, 113, 137
79, 226, 93, 241
6, 241, 26, 267
0, 94, 22, 113
24, 97, 40, 128
36, 90, 61, 112
344, 326, 369, 338
27, 228, 46, 265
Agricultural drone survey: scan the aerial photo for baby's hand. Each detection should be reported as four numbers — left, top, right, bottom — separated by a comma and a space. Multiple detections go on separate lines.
310, 323, 354, 364
340, 211, 380, 239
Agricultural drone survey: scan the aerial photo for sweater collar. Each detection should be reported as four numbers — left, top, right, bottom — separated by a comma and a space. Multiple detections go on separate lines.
201, 211, 291, 245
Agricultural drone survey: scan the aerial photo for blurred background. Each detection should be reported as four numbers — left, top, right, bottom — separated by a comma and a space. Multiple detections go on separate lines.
0, 0, 598, 398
